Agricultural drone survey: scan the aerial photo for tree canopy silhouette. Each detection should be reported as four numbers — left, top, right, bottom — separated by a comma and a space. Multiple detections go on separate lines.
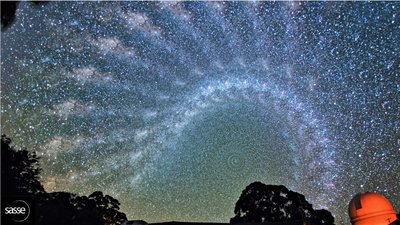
1, 1, 19, 31
1, 1, 48, 31
1, 135, 127, 225
38, 191, 127, 225
1, 134, 45, 196
231, 181, 334, 224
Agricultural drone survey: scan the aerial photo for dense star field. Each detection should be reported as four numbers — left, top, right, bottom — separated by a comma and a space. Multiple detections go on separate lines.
1, 1, 399, 224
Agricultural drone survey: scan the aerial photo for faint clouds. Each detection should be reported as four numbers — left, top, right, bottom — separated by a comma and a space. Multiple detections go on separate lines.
41, 135, 86, 156
159, 1, 192, 21
122, 11, 163, 37
234, 57, 248, 68
52, 99, 81, 116
92, 37, 136, 58
259, 58, 271, 71
284, 1, 303, 16
142, 109, 158, 122
50, 99, 95, 118
69, 66, 114, 83
207, 2, 227, 14
134, 129, 149, 142
173, 79, 186, 87
129, 174, 142, 186
192, 68, 205, 76
157, 93, 170, 101
212, 60, 225, 71
129, 151, 143, 163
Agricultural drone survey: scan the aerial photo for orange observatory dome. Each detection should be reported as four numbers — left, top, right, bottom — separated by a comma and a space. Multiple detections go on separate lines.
349, 192, 398, 225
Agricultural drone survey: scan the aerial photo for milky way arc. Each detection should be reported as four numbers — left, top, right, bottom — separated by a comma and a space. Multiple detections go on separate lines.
1, 1, 399, 223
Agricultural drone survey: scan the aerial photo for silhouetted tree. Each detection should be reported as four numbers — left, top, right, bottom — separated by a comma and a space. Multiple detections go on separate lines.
38, 191, 126, 225
1, 135, 127, 225
87, 191, 127, 225
1, 134, 45, 196
37, 192, 85, 225
37, 190, 127, 225
311, 209, 335, 225
1, 1, 48, 31
1, 1, 19, 31
231, 181, 334, 224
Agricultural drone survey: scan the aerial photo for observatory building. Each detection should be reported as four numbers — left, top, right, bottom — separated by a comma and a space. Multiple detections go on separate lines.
349, 192, 399, 225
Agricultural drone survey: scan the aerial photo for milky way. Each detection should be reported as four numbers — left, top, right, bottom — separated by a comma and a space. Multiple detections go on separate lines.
1, 1, 399, 224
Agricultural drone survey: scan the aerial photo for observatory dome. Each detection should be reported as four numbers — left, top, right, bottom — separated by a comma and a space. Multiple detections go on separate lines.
349, 192, 398, 225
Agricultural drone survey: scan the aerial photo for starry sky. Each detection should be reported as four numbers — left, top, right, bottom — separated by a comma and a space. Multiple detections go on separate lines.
1, 1, 399, 224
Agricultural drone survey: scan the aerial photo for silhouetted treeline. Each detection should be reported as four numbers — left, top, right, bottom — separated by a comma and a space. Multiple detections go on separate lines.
4, 134, 369, 225
1, 135, 127, 225
231, 182, 335, 225
1, 135, 45, 196
37, 191, 126, 225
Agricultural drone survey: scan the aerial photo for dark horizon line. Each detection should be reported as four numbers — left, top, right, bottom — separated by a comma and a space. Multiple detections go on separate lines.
125, 219, 307, 225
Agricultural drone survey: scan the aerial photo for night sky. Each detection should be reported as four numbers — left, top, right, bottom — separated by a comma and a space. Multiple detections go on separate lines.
1, 1, 399, 224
